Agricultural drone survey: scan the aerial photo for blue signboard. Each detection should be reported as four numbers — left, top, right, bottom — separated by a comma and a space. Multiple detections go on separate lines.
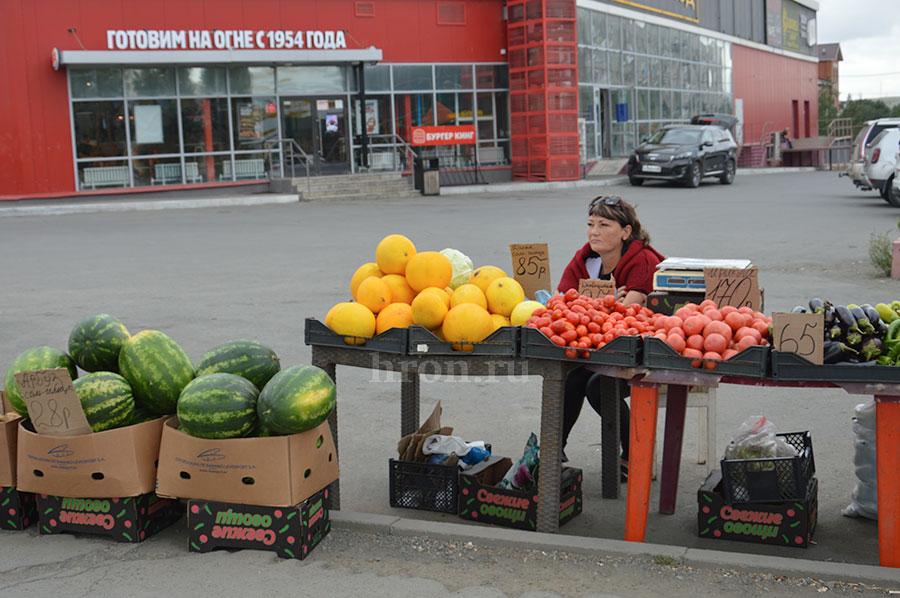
615, 103, 629, 123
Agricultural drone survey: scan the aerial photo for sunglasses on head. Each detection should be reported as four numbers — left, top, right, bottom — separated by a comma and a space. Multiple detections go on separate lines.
590, 196, 623, 208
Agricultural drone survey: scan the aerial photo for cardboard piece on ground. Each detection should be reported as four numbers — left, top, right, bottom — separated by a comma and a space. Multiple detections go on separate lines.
156, 417, 339, 507
16, 417, 165, 497
187, 487, 330, 560
0, 486, 37, 530
36, 492, 183, 542
578, 278, 616, 299
15, 369, 92, 437
509, 243, 550, 300
703, 266, 760, 311
0, 411, 24, 487
772, 312, 824, 365
397, 402, 454, 462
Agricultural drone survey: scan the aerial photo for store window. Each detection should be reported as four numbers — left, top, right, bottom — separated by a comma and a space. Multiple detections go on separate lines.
125, 68, 175, 97
73, 101, 127, 158
394, 93, 435, 140
392, 65, 433, 91
129, 99, 180, 156
435, 64, 473, 90
178, 67, 226, 96
278, 66, 347, 94
229, 67, 276, 95
352, 64, 391, 92
231, 97, 278, 150
181, 98, 230, 153
71, 68, 123, 99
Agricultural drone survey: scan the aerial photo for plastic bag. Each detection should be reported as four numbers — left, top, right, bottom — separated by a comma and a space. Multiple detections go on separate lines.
843, 400, 878, 519
422, 435, 491, 469
724, 415, 778, 461
497, 433, 540, 490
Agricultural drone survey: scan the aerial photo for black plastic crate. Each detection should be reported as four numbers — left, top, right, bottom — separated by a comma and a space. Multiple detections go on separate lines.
721, 431, 815, 504
389, 459, 460, 514
642, 336, 770, 378
771, 350, 900, 383
519, 326, 642, 367
407, 325, 519, 356
304, 317, 408, 354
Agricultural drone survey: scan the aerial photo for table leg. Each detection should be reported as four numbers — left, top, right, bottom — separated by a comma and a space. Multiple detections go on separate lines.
400, 370, 420, 437
313, 356, 340, 511
599, 378, 621, 499
658, 384, 688, 515
537, 362, 566, 533
875, 396, 900, 567
625, 384, 658, 542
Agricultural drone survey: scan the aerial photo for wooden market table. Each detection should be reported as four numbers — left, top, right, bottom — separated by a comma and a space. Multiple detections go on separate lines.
309, 342, 900, 569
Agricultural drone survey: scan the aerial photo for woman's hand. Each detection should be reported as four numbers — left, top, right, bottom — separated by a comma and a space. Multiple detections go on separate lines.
617, 286, 647, 307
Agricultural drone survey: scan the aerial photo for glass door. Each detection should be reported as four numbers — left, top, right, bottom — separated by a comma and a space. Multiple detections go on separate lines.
281, 97, 349, 175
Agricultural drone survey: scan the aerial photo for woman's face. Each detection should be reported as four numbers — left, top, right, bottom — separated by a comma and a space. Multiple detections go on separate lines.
587, 215, 632, 255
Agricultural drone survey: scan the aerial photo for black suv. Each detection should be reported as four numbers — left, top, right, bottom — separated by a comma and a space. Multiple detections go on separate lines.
626, 124, 738, 187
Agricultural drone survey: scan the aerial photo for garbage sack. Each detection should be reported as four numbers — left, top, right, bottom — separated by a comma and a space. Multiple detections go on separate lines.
422, 435, 491, 469
497, 432, 540, 491
843, 400, 878, 519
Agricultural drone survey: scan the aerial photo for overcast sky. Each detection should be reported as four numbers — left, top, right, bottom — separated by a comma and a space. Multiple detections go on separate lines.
815, 0, 900, 100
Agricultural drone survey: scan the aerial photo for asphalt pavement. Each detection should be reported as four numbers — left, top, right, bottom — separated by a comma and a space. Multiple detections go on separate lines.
2, 168, 900, 595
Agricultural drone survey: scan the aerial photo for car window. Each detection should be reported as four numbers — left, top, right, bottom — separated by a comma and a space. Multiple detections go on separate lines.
868, 124, 900, 146
648, 128, 701, 145
701, 130, 714, 145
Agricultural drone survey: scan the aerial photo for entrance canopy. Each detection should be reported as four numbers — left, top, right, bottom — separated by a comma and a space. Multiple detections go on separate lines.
58, 48, 382, 67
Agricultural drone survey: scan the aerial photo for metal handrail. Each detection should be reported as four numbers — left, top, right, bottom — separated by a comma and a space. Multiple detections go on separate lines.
264, 137, 312, 195
363, 133, 419, 172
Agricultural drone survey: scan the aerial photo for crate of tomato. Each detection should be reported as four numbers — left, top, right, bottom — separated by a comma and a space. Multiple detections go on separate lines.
520, 290, 647, 367
643, 300, 771, 378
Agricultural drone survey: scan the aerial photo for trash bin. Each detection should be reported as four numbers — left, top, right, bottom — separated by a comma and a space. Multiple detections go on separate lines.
414, 156, 440, 195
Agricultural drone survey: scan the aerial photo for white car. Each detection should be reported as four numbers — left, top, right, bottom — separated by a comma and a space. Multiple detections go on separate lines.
845, 117, 900, 199
864, 128, 900, 204
891, 162, 900, 207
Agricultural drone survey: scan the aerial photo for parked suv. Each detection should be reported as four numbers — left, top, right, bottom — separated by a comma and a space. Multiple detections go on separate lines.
845, 118, 900, 197
864, 128, 900, 203
627, 124, 737, 187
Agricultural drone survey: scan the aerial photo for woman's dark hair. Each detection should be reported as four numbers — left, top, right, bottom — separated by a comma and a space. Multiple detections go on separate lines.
588, 195, 651, 244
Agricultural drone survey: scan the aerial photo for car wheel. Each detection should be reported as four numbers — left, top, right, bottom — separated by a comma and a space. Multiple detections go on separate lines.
887, 177, 900, 207
685, 162, 701, 188
880, 180, 891, 201
629, 176, 644, 186
719, 159, 735, 185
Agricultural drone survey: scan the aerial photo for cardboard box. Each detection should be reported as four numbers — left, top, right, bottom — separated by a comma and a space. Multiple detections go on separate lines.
36, 492, 183, 542
698, 469, 817, 548
187, 486, 330, 560
0, 486, 37, 530
1, 411, 23, 487
156, 417, 339, 507
16, 417, 165, 497
458, 459, 582, 531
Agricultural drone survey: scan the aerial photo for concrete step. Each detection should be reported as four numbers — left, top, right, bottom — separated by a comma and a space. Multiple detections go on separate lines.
300, 189, 422, 202
298, 179, 413, 192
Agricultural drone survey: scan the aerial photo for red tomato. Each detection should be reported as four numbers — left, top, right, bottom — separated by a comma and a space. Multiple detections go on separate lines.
581, 315, 591, 325
734, 326, 762, 343
736, 335, 758, 351
564, 289, 579, 301
737, 306, 754, 315
722, 348, 739, 360
682, 315, 705, 336
666, 333, 686, 353
550, 335, 566, 346
703, 320, 733, 343
550, 320, 569, 334
602, 294, 617, 308
565, 311, 581, 325
695, 313, 712, 328
682, 348, 704, 368
751, 319, 770, 339
719, 305, 738, 316
575, 324, 589, 337
561, 330, 578, 343
655, 331, 669, 340
588, 321, 602, 333
724, 311, 746, 333
535, 316, 552, 328
664, 315, 684, 332
532, 308, 547, 318
703, 308, 723, 321
571, 304, 587, 314
703, 333, 728, 354
699, 299, 718, 310
590, 333, 604, 346
686, 334, 705, 351
674, 306, 695, 321
539, 326, 554, 338
565, 348, 577, 359
703, 352, 721, 369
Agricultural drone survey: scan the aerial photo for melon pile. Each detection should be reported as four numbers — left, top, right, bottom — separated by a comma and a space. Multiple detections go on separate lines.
2, 314, 333, 440
326, 234, 543, 350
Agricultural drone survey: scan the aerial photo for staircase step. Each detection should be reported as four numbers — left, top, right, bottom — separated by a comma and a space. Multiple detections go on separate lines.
300, 190, 422, 202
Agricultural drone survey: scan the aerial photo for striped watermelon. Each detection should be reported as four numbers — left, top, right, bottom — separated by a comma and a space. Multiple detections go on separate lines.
257, 365, 335, 435
194, 339, 281, 390
176, 373, 259, 439
3, 346, 78, 416
129, 407, 159, 425
72, 372, 135, 432
118, 330, 194, 415
68, 314, 131, 373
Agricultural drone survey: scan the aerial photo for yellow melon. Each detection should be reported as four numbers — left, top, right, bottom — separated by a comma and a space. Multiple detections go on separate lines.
375, 303, 414, 334
405, 251, 453, 292
469, 265, 508, 294
510, 300, 546, 326
350, 263, 383, 300
381, 274, 416, 305
490, 313, 510, 332
325, 302, 352, 329
449, 283, 488, 309
485, 277, 526, 317
411, 291, 448, 330
329, 302, 376, 345
418, 286, 451, 308
375, 234, 416, 275
356, 276, 392, 314
442, 303, 494, 352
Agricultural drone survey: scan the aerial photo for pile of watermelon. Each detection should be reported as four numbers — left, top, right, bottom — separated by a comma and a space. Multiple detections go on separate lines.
2, 314, 335, 439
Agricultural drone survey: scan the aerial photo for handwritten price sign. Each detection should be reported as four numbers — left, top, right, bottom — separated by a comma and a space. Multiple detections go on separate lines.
772, 312, 824, 365
578, 278, 616, 299
509, 243, 550, 300
703, 267, 760, 311
14, 368, 92, 437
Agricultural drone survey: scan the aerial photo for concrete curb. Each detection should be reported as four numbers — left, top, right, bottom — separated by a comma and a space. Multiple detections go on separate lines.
439, 176, 628, 195
331, 510, 900, 586
0, 193, 299, 217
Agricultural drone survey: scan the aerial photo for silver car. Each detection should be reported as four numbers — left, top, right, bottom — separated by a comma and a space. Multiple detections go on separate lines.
845, 118, 900, 200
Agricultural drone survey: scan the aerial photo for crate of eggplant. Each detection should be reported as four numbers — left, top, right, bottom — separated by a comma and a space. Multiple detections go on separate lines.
771, 299, 900, 383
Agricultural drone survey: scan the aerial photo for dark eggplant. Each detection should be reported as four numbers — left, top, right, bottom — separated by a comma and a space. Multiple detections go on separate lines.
834, 305, 862, 337
808, 298, 826, 314
791, 305, 807, 313
850, 306, 875, 335
827, 324, 843, 340
862, 305, 888, 337
860, 336, 883, 361
823, 305, 836, 327
846, 330, 863, 349
823, 340, 859, 364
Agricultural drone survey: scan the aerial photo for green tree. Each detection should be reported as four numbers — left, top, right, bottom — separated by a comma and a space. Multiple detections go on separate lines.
818, 78, 839, 135
840, 98, 892, 128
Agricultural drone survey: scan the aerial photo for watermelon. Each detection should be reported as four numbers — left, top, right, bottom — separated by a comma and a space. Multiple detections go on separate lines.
257, 365, 335, 435
3, 346, 78, 416
195, 339, 280, 390
118, 330, 194, 415
68, 314, 131, 373
176, 373, 259, 439
72, 372, 135, 432
129, 407, 159, 425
